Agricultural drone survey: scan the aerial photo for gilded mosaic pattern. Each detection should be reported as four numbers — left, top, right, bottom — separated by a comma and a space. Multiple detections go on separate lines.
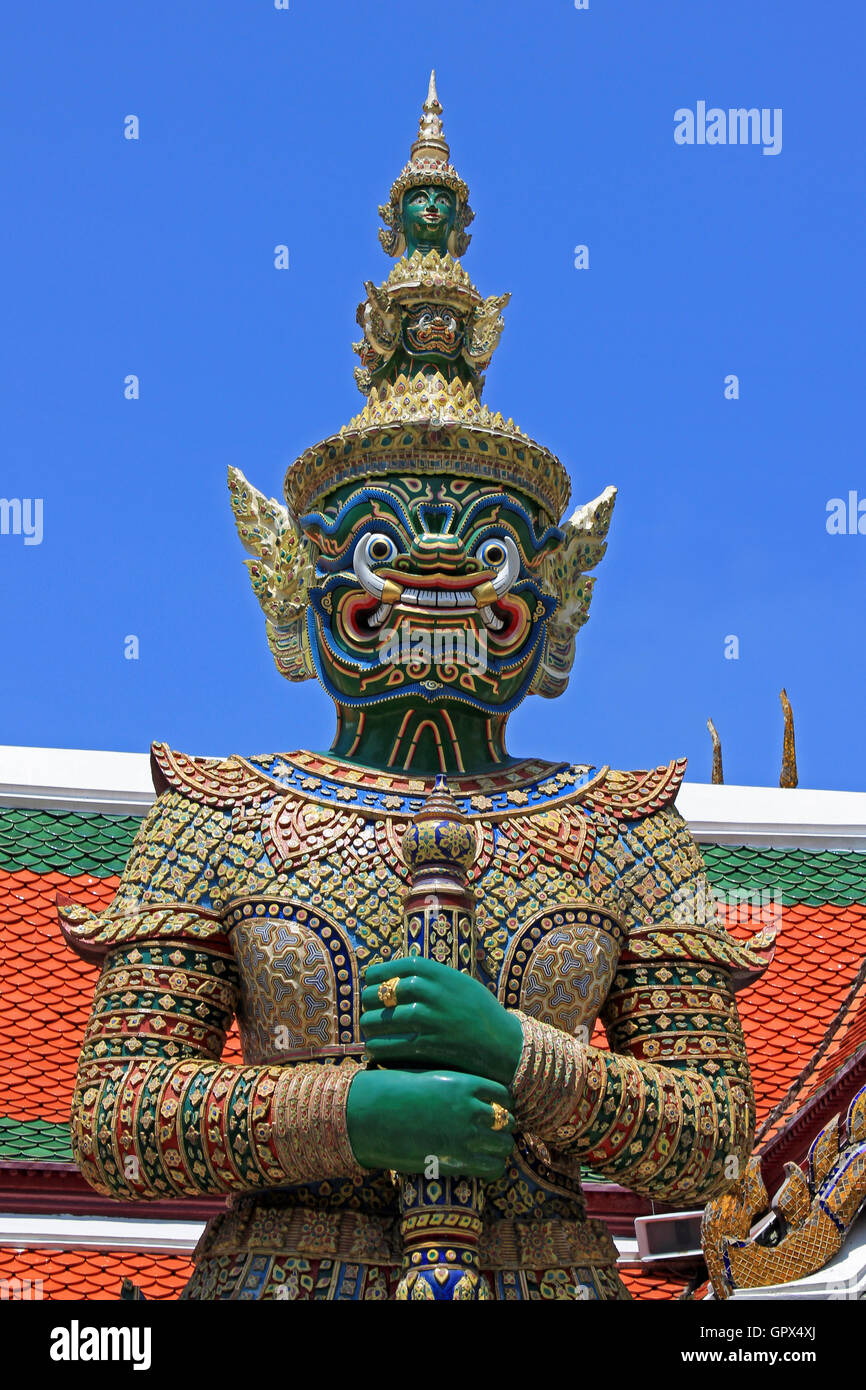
65, 751, 768, 1293
703, 1084, 866, 1297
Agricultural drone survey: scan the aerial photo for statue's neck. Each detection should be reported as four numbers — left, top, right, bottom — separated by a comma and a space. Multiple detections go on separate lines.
326, 703, 512, 776
405, 237, 446, 259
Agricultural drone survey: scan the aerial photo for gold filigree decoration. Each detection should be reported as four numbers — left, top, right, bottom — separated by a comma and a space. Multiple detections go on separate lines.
228, 466, 317, 682
283, 372, 572, 524
151, 743, 277, 807
583, 760, 688, 822
346, 370, 527, 436
263, 796, 377, 872
702, 1083, 866, 1298
533, 487, 617, 698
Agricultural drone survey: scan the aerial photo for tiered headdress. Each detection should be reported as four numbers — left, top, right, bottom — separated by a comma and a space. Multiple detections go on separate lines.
230, 75, 616, 694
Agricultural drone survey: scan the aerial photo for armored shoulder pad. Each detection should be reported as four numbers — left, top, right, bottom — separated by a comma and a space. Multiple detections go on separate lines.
582, 758, 688, 821
58, 896, 229, 964
150, 741, 277, 809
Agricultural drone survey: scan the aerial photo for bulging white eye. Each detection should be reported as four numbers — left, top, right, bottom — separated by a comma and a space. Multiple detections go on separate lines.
474, 535, 520, 598
363, 534, 397, 565
353, 533, 399, 601
476, 538, 508, 569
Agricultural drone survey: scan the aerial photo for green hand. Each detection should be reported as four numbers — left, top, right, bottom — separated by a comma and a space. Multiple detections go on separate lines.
346, 1068, 515, 1179
361, 956, 524, 1088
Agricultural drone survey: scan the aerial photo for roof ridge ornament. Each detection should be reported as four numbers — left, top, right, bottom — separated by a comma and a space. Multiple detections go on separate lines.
779, 688, 798, 788
707, 717, 724, 784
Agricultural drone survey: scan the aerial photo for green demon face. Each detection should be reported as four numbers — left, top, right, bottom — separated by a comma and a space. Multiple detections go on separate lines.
300, 476, 562, 716
401, 303, 464, 362
401, 185, 458, 257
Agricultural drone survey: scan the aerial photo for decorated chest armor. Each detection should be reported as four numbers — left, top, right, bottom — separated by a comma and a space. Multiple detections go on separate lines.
61, 75, 772, 1302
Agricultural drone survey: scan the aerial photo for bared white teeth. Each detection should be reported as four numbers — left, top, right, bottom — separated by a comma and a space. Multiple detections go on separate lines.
480, 605, 505, 631
369, 603, 392, 628
366, 589, 503, 628
396, 587, 476, 609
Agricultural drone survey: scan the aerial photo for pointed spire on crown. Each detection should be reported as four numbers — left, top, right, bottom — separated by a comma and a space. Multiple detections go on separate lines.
410, 70, 450, 164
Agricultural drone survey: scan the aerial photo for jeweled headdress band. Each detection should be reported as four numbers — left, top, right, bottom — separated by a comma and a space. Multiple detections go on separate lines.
283, 384, 573, 524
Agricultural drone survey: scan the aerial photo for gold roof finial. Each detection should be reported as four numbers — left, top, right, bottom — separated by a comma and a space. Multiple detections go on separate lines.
707, 718, 724, 784
779, 689, 799, 788
410, 70, 450, 164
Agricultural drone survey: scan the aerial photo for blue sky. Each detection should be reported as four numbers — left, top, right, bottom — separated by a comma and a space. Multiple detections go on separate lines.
1, 2, 864, 789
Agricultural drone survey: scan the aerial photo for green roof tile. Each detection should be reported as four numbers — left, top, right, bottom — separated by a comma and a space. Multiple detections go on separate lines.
0, 809, 140, 876
702, 845, 866, 906
0, 1116, 73, 1162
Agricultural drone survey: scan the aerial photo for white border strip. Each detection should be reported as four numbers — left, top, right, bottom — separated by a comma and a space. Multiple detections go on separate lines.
0, 1212, 203, 1254
677, 782, 866, 851
0, 745, 864, 850
0, 746, 155, 814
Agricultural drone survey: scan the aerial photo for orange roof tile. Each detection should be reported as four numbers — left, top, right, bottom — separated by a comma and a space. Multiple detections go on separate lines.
0, 1247, 192, 1300
618, 1267, 685, 1299
0, 868, 242, 1133
756, 967, 866, 1152
727, 903, 866, 1127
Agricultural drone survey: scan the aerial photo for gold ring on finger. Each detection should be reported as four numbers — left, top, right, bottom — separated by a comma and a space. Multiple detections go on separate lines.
378, 977, 400, 1009
490, 1102, 509, 1132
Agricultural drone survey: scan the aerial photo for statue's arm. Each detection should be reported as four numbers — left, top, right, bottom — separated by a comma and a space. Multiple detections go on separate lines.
67, 793, 363, 1201
509, 968, 752, 1205
509, 809, 756, 1206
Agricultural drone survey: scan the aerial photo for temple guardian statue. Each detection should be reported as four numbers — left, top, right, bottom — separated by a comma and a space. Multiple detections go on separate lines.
61, 74, 771, 1300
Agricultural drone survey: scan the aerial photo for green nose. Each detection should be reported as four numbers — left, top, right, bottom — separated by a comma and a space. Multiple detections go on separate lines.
405, 535, 477, 574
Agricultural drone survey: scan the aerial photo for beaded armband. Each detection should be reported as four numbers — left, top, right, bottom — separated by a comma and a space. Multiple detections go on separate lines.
509, 1010, 588, 1132
508, 1008, 754, 1203
272, 1059, 366, 1182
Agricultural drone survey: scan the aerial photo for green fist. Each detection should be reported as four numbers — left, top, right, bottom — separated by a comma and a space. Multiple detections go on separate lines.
346, 1068, 514, 1180
360, 956, 524, 1088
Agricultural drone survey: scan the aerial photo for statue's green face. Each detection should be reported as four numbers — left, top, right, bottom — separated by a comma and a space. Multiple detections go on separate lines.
401, 302, 464, 362
401, 185, 458, 256
300, 475, 563, 717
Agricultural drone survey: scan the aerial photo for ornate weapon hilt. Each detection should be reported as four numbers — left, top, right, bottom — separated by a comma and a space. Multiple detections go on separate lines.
394, 776, 493, 1300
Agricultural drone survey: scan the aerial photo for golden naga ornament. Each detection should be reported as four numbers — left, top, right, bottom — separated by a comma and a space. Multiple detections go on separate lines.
702, 1084, 866, 1298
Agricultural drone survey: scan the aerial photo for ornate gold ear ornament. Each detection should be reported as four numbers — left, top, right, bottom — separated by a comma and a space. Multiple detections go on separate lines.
532, 486, 617, 699
228, 466, 317, 682
464, 291, 510, 367
702, 1083, 866, 1298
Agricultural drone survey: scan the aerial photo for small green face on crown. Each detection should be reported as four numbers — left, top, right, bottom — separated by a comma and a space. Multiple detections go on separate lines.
401, 185, 458, 257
